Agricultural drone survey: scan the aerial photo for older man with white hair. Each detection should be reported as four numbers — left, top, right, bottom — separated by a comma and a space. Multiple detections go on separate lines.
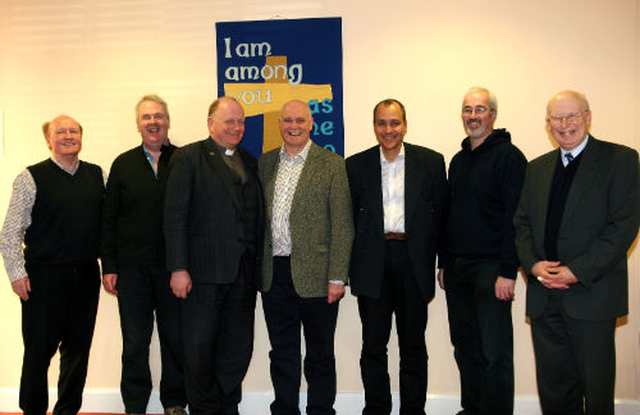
515, 90, 640, 415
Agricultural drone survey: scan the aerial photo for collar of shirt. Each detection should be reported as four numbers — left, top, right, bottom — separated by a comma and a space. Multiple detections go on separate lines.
50, 156, 79, 175
561, 134, 589, 166
279, 139, 312, 163
142, 143, 158, 175
379, 143, 405, 165
212, 141, 236, 157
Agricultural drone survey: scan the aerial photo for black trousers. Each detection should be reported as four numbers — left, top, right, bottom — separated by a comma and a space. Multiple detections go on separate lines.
444, 258, 514, 415
20, 261, 100, 415
531, 291, 616, 415
182, 252, 257, 415
262, 256, 339, 415
116, 264, 186, 413
357, 240, 428, 415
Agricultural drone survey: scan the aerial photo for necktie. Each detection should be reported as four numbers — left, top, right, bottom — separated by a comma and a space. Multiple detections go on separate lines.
565, 152, 574, 166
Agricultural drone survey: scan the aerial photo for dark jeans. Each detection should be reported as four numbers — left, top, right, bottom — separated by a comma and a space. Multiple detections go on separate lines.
116, 264, 186, 412
358, 240, 428, 415
262, 256, 339, 415
444, 258, 514, 415
531, 291, 616, 415
182, 253, 256, 415
20, 261, 100, 415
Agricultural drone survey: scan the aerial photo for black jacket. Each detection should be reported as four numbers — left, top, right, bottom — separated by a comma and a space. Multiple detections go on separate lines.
347, 143, 448, 301
101, 143, 176, 274
439, 129, 526, 279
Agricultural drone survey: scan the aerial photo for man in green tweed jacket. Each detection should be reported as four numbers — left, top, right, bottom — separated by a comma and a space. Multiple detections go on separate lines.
258, 99, 353, 415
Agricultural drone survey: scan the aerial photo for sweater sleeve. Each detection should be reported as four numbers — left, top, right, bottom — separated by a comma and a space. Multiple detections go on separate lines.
499, 148, 527, 279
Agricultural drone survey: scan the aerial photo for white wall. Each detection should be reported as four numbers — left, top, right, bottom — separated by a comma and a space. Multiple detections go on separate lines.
0, 0, 638, 413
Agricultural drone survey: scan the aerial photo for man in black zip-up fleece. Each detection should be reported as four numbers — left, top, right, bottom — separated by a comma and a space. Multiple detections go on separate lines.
0, 115, 104, 415
101, 95, 187, 415
438, 87, 527, 415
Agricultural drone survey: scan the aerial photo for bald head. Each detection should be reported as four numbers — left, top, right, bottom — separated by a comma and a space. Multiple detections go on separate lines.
43, 115, 83, 138
279, 99, 314, 156
280, 100, 312, 119
546, 90, 590, 115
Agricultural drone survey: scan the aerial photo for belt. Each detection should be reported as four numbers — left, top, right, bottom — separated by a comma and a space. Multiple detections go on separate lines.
384, 232, 407, 240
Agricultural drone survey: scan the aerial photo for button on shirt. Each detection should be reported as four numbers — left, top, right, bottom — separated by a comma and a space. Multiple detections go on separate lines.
380, 145, 405, 233
271, 140, 312, 256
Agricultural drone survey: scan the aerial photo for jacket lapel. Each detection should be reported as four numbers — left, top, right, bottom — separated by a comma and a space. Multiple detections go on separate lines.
561, 137, 599, 230
263, 151, 279, 219
367, 147, 384, 234
291, 142, 320, 214
404, 144, 424, 231
534, 152, 557, 232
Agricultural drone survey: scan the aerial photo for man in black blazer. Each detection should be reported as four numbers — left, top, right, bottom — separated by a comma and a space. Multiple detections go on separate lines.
164, 97, 263, 415
346, 99, 447, 415
514, 90, 639, 415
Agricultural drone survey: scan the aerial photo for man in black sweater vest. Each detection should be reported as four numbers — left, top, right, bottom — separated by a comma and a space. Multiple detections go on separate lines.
515, 90, 639, 415
0, 115, 104, 415
438, 87, 527, 415
101, 95, 187, 415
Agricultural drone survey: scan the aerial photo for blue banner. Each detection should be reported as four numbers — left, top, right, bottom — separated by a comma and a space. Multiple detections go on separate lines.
216, 17, 344, 158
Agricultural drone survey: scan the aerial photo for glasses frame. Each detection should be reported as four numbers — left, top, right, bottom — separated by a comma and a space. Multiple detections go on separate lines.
547, 110, 589, 126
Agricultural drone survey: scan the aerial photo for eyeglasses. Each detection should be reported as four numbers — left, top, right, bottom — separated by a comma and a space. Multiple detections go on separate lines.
547, 111, 587, 126
462, 106, 490, 115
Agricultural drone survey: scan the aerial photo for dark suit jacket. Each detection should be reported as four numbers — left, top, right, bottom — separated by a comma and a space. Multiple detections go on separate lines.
514, 136, 639, 319
346, 143, 448, 301
164, 137, 263, 284
258, 142, 353, 297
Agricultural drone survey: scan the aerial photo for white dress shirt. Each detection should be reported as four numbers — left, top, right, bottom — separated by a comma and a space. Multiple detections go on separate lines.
380, 145, 405, 233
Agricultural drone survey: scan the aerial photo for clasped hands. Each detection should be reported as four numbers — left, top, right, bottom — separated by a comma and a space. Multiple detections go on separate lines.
531, 261, 578, 290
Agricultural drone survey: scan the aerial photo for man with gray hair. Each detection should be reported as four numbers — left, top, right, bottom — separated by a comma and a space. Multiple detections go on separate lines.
101, 94, 187, 415
438, 87, 526, 415
515, 90, 639, 414
1, 115, 104, 415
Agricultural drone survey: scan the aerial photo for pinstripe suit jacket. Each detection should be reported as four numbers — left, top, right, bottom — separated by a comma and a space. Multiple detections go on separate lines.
164, 137, 263, 284
258, 141, 354, 298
